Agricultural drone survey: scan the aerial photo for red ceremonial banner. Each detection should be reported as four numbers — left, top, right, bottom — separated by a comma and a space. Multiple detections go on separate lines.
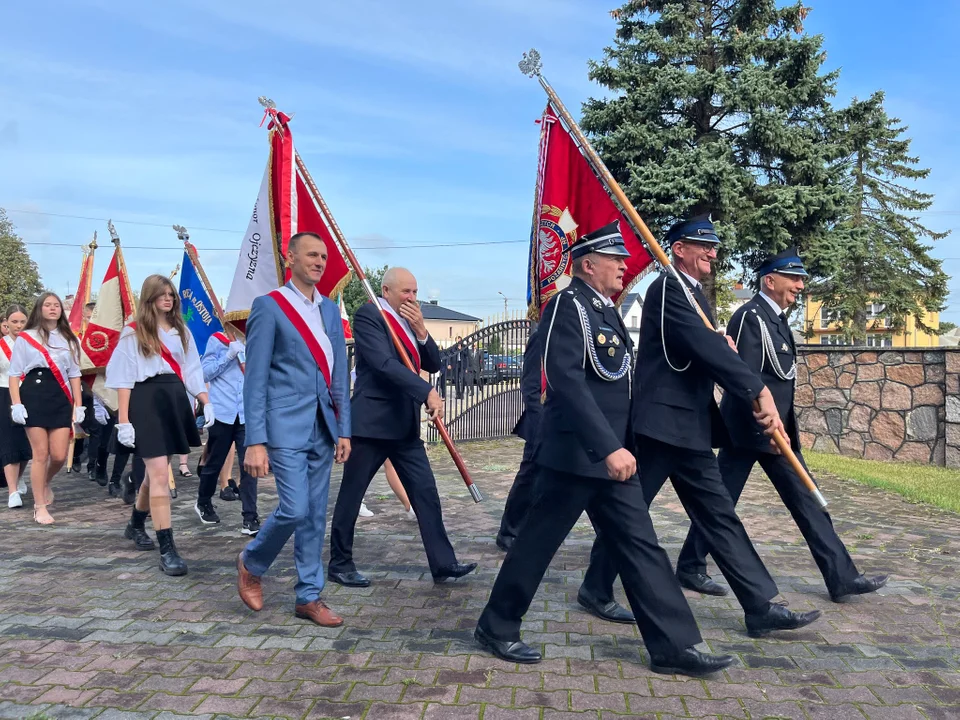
527, 103, 653, 318
68, 249, 96, 335
81, 246, 136, 370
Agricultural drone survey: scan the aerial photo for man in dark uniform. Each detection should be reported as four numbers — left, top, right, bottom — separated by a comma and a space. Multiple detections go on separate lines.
494, 326, 542, 552
582, 215, 822, 638
328, 267, 477, 587
476, 221, 733, 677
676, 248, 888, 601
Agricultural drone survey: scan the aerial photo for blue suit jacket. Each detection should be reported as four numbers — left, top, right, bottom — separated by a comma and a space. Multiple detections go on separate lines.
243, 284, 351, 449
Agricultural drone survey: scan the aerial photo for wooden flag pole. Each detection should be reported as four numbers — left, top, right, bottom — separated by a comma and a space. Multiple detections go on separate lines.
518, 50, 826, 509
277, 121, 481, 502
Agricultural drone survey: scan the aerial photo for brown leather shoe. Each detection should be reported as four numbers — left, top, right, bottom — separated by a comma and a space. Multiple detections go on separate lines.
295, 599, 343, 627
237, 551, 263, 611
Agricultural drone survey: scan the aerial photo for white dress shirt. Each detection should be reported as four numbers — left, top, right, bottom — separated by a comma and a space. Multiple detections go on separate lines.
758, 291, 786, 318
0, 336, 14, 389
8, 328, 81, 384
106, 325, 206, 398
280, 283, 334, 376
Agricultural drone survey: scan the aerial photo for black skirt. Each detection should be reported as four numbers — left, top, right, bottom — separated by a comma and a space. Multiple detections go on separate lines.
0, 386, 32, 466
129, 374, 200, 458
20, 368, 72, 429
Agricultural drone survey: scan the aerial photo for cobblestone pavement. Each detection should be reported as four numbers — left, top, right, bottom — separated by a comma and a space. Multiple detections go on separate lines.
1, 439, 959, 719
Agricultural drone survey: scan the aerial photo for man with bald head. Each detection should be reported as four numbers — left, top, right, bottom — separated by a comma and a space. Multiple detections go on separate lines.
328, 267, 476, 586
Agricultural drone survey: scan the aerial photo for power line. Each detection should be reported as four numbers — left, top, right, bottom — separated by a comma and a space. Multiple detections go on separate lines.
19, 239, 527, 251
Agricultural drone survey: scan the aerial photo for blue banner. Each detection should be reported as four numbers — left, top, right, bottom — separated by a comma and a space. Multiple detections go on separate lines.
179, 250, 223, 351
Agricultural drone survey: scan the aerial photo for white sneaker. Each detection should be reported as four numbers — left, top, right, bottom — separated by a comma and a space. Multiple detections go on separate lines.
358, 502, 374, 518
17, 478, 27, 495
8, 492, 23, 509
404, 507, 417, 522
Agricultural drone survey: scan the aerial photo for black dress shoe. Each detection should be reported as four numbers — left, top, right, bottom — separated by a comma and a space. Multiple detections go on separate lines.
495, 536, 513, 553
433, 562, 478, 582
830, 574, 889, 603
328, 570, 371, 587
474, 625, 541, 664
745, 603, 822, 638
677, 571, 729, 597
650, 646, 735, 677
577, 589, 635, 624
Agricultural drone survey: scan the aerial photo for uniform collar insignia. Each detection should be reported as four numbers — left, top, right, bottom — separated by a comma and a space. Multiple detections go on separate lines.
591, 297, 603, 310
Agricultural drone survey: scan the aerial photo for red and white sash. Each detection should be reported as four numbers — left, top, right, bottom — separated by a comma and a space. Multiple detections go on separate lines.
212, 331, 245, 373
128, 323, 184, 381
377, 299, 421, 373
267, 287, 334, 389
19, 332, 74, 405
0, 336, 12, 363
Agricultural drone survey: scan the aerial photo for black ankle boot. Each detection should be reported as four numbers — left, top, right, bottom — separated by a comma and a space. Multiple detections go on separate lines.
121, 471, 135, 505
124, 509, 155, 550
108, 480, 122, 498
156, 528, 188, 576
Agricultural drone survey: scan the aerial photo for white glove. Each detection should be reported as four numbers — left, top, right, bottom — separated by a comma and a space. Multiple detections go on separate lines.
11, 404, 27, 425
74, 406, 86, 425
116, 423, 136, 448
94, 403, 109, 425
226, 341, 244, 359
203, 403, 216, 428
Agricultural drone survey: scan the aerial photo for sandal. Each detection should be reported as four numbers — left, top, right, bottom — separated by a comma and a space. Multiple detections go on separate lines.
34, 505, 54, 525
178, 464, 194, 478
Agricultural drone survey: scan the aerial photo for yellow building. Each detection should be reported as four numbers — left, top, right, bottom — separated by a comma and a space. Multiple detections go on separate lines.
803, 296, 940, 348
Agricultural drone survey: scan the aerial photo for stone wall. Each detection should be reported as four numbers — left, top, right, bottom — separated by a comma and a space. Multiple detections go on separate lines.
794, 347, 958, 466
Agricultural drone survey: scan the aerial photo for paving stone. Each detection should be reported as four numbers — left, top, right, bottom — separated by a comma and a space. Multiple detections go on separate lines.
2, 441, 960, 720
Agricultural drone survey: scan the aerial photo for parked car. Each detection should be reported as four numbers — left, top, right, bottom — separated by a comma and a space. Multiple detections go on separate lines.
479, 354, 508, 385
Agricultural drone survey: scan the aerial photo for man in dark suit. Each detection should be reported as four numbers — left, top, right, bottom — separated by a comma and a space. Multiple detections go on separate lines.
494, 327, 542, 551
676, 248, 888, 602
328, 267, 477, 586
583, 215, 822, 638
477, 221, 734, 678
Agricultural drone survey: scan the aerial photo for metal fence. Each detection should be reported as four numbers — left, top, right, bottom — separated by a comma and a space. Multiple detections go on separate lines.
345, 318, 532, 443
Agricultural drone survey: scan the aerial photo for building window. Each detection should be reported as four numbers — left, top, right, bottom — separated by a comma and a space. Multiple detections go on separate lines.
867, 302, 890, 328
631, 316, 637, 328
818, 305, 835, 330
820, 334, 848, 346
866, 333, 893, 348
449, 327, 452, 338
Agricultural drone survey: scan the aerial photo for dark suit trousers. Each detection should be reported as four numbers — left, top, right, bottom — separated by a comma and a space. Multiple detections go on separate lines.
85, 416, 114, 476
496, 442, 540, 544
478, 468, 701, 656
677, 447, 860, 593
585, 435, 778, 613
198, 419, 258, 520
329, 436, 457, 575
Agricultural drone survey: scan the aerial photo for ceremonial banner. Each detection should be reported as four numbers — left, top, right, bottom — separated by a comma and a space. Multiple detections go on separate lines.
179, 247, 223, 351
526, 103, 653, 318
79, 244, 137, 410
339, 294, 353, 341
225, 108, 351, 333
68, 243, 96, 335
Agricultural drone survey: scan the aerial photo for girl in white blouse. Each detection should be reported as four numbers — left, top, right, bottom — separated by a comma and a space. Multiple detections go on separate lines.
106, 274, 215, 576
8, 293, 85, 525
1, 304, 32, 509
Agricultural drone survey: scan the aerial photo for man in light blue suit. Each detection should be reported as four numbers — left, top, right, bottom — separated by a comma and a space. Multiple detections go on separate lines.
236, 231, 351, 627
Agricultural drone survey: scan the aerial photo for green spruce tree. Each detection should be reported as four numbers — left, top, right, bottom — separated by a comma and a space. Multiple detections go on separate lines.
341, 264, 387, 321
810, 91, 949, 342
582, 0, 844, 305
0, 209, 43, 310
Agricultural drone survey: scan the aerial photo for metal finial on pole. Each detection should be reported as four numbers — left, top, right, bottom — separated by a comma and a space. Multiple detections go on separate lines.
518, 49, 542, 78
89, 230, 98, 251
107, 220, 120, 245
258, 96, 276, 110
168, 263, 180, 280
173, 224, 189, 243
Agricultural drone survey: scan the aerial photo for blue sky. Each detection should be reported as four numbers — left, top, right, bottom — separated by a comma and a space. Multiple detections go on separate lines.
1, 1, 958, 323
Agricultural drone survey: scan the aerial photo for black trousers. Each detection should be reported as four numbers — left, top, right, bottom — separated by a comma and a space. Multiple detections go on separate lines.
496, 442, 540, 545
677, 446, 860, 594
587, 435, 778, 613
110, 445, 130, 486
197, 418, 258, 520
478, 468, 702, 656
86, 416, 116, 476
329, 436, 457, 575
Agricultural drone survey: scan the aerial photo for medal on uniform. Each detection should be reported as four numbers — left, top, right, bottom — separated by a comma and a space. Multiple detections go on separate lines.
608, 347, 616, 357
591, 298, 603, 310
781, 342, 789, 352
597, 333, 606, 345
612, 335, 620, 346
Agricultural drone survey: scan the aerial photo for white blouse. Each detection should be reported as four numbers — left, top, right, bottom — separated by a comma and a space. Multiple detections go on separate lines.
8, 329, 82, 386
105, 325, 206, 399
0, 335, 13, 389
